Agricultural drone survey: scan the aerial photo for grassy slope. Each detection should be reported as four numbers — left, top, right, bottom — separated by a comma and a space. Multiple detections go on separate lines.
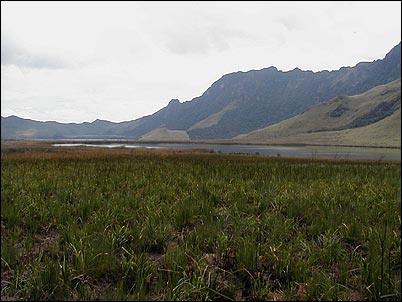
139, 127, 190, 141
235, 79, 401, 147
238, 108, 401, 148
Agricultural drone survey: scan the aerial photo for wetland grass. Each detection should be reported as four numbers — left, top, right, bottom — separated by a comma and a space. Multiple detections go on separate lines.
1, 146, 400, 300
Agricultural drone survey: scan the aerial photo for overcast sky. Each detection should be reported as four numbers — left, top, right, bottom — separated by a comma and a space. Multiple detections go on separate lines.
1, 1, 401, 123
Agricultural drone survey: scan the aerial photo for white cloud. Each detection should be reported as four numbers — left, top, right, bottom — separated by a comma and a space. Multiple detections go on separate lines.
1, 34, 75, 69
162, 25, 254, 55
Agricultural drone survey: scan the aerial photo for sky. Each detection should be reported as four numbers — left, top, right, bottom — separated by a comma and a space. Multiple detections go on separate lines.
1, 1, 401, 123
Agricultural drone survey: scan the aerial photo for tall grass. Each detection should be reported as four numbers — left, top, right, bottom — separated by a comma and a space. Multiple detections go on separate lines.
1, 148, 400, 300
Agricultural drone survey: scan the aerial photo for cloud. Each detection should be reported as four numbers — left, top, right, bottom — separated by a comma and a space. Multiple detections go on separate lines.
1, 33, 72, 69
164, 29, 210, 55
162, 25, 254, 55
275, 15, 305, 32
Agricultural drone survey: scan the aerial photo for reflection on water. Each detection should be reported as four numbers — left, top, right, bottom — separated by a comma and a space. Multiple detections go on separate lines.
52, 142, 401, 161
53, 143, 163, 149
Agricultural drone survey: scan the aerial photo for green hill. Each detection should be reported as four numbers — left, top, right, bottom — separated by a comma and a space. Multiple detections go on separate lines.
235, 79, 401, 147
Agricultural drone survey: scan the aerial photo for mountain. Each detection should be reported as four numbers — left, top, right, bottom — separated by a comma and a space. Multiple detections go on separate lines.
235, 79, 401, 147
1, 116, 117, 139
128, 42, 401, 140
1, 42, 401, 141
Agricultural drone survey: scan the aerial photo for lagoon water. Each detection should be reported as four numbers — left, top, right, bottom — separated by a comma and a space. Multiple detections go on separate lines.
52, 142, 401, 161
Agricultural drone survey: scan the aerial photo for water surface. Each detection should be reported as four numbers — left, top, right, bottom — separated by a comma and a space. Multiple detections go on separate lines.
52, 142, 401, 161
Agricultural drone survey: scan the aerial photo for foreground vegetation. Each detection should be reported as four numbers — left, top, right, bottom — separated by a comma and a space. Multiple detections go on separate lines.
1, 145, 401, 300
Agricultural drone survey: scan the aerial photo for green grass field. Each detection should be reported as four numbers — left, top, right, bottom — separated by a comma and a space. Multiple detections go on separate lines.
1, 145, 401, 301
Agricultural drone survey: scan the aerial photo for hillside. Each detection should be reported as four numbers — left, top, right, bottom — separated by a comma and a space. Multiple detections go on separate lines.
1, 42, 401, 140
235, 79, 401, 147
235, 108, 401, 148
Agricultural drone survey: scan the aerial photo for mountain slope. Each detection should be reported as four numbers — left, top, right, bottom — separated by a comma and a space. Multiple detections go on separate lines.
235, 79, 401, 147
236, 108, 401, 148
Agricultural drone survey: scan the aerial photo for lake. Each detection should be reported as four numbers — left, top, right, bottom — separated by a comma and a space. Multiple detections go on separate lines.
52, 142, 401, 161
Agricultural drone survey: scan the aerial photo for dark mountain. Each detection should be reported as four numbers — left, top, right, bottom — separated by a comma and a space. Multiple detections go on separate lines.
1, 42, 401, 140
